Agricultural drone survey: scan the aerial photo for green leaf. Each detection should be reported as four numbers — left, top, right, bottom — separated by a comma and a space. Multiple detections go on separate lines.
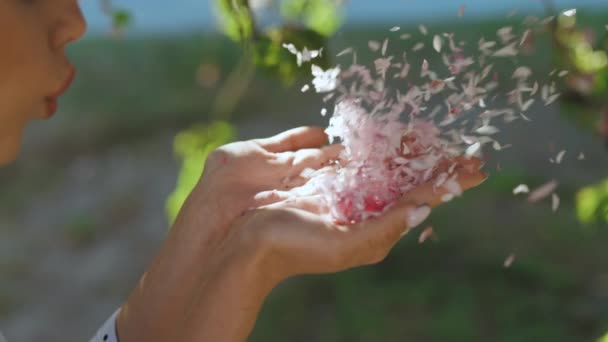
598, 331, 608, 342
165, 121, 236, 225
303, 0, 343, 37
254, 26, 331, 85
214, 0, 255, 42
112, 9, 132, 30
281, 0, 343, 37
576, 178, 608, 225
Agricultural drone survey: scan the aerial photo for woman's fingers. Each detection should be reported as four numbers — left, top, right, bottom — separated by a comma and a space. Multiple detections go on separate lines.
400, 162, 487, 208
261, 195, 327, 215
285, 144, 343, 183
255, 126, 328, 153
253, 190, 293, 207
255, 200, 427, 275
291, 144, 343, 170
353, 203, 431, 241
332, 202, 432, 267
270, 144, 343, 189
451, 156, 484, 174
332, 158, 485, 268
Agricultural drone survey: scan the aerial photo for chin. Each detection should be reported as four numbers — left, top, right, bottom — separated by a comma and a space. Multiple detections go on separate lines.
0, 150, 19, 167
0, 132, 23, 167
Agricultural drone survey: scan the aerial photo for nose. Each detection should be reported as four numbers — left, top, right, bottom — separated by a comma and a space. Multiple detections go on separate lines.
50, 1, 87, 51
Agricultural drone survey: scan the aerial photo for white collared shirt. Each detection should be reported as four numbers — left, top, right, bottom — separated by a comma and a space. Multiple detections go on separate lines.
90, 309, 120, 342
0, 309, 119, 342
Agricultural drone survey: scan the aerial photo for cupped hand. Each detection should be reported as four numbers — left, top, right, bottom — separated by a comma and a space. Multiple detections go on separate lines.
172, 152, 486, 342
118, 127, 486, 342
234, 157, 486, 282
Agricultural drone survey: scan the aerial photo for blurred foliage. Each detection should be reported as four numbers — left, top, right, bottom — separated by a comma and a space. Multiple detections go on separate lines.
576, 178, 608, 225
111, 9, 133, 31
98, 0, 133, 36
165, 121, 235, 225
551, 9, 608, 135
280, 0, 344, 37
254, 26, 330, 84
215, 0, 255, 42
63, 213, 98, 247
550, 8, 608, 224
214, 0, 341, 84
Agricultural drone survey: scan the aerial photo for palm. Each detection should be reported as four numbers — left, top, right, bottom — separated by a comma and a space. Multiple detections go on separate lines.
243, 156, 485, 277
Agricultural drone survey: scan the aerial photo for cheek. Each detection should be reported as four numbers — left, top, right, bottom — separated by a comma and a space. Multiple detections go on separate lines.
0, 64, 35, 163
0, 14, 52, 118
0, 43, 42, 152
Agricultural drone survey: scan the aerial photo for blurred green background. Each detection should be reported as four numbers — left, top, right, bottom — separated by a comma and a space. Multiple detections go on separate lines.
1, 0, 608, 341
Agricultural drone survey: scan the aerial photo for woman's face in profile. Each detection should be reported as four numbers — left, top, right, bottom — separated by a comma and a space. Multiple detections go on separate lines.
0, 0, 86, 165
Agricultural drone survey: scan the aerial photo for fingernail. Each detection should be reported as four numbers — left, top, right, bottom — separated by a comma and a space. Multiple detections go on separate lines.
406, 205, 431, 228
441, 193, 454, 202
444, 179, 462, 196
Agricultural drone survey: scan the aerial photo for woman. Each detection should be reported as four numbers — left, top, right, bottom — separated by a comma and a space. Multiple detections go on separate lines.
0, 1, 486, 341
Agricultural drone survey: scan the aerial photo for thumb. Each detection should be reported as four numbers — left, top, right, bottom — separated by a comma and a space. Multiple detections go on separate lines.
346, 202, 432, 257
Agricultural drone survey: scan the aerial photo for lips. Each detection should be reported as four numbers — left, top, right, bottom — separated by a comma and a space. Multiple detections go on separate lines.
44, 67, 76, 118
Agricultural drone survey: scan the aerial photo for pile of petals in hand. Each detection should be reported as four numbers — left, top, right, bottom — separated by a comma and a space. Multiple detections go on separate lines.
293, 99, 463, 224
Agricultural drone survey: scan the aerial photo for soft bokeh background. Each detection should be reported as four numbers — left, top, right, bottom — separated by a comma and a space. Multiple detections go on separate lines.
1, 0, 608, 341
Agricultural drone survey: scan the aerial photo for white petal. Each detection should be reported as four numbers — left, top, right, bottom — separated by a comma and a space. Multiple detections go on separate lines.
528, 180, 559, 203
413, 42, 425, 51
418, 226, 434, 244
465, 142, 481, 157
476, 125, 500, 135
503, 254, 516, 268
419, 25, 428, 35
492, 43, 518, 57
555, 150, 566, 164
336, 47, 353, 57
433, 35, 443, 53
551, 193, 560, 212
512, 66, 532, 79
513, 184, 530, 195
368, 40, 381, 51
282, 43, 298, 54
381, 38, 389, 56
311, 64, 323, 76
